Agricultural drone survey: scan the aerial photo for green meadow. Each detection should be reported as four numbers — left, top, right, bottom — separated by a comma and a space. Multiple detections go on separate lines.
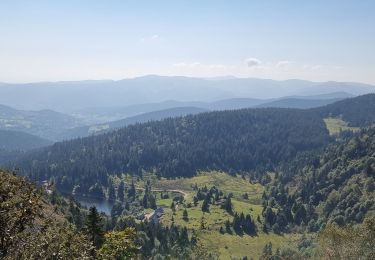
135, 171, 301, 259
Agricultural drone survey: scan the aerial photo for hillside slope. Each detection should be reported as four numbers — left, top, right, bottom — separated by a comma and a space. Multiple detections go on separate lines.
13, 108, 330, 195
0, 104, 81, 140
72, 92, 350, 124
0, 76, 373, 112
263, 127, 375, 232
0, 169, 92, 259
61, 106, 208, 139
0, 130, 52, 151
313, 93, 375, 127
258, 98, 343, 109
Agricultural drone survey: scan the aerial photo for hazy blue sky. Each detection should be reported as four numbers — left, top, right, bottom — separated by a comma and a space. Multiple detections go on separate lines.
1, 0, 374, 84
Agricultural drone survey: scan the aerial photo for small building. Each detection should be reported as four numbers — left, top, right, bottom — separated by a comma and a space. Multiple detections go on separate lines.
141, 207, 165, 223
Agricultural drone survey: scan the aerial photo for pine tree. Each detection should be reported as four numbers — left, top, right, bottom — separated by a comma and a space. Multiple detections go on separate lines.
264, 206, 276, 226
128, 181, 136, 200
149, 195, 157, 209
240, 212, 245, 230
219, 226, 225, 234
222, 196, 233, 214
294, 204, 307, 225
193, 196, 199, 206
85, 206, 104, 249
125, 202, 130, 210
179, 227, 189, 246
225, 220, 232, 234
142, 194, 148, 208
202, 197, 210, 212
262, 242, 273, 257
117, 181, 125, 202
183, 208, 189, 221
233, 213, 242, 234
244, 214, 255, 235
108, 181, 116, 202
200, 214, 207, 230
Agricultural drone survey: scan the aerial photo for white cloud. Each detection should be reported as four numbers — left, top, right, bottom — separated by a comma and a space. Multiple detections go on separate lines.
245, 58, 262, 67
140, 34, 163, 43
168, 59, 353, 83
311, 65, 322, 70
301, 64, 328, 71
276, 60, 294, 68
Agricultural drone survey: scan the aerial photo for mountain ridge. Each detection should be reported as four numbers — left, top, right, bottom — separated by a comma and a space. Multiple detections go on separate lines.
0, 76, 373, 112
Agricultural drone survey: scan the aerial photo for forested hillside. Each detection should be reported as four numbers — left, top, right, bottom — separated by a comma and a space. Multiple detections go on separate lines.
61, 106, 208, 139
0, 170, 93, 259
13, 108, 330, 196
0, 130, 52, 150
0, 104, 82, 141
263, 127, 375, 232
314, 93, 375, 127
0, 170, 197, 259
4, 95, 375, 259
257, 97, 342, 109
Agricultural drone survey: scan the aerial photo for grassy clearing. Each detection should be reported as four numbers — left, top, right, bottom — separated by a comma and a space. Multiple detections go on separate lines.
160, 202, 233, 231
121, 171, 298, 258
200, 231, 302, 259
143, 171, 264, 204
232, 200, 263, 218
324, 117, 360, 135
160, 202, 301, 259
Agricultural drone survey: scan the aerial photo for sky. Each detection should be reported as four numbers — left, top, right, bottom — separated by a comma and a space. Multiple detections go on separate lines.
0, 0, 374, 84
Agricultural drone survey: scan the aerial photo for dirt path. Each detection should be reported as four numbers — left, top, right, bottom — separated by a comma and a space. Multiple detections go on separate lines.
136, 187, 189, 199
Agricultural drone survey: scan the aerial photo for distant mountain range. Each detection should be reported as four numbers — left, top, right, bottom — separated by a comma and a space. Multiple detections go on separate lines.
12, 94, 375, 196
0, 76, 372, 113
0, 91, 356, 142
0, 104, 82, 141
256, 97, 344, 109
63, 92, 352, 139
0, 130, 52, 151
73, 91, 354, 124
60, 107, 209, 139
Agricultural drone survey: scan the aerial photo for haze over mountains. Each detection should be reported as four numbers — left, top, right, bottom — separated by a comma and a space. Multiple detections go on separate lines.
0, 130, 52, 151
0, 104, 83, 141
11, 93, 375, 194
0, 76, 373, 143
1, 76, 373, 113
2, 0, 375, 258
61, 106, 209, 140
2, 85, 374, 259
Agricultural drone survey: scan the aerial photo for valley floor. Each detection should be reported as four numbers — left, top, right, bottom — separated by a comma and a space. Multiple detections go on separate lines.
117, 171, 306, 259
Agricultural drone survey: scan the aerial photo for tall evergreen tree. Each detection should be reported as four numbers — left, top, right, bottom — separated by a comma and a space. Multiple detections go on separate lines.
202, 197, 210, 212
85, 206, 104, 249
183, 208, 189, 221
108, 181, 116, 202
117, 181, 125, 202
222, 196, 233, 214
225, 219, 232, 234
233, 213, 242, 234
128, 181, 136, 200
149, 194, 157, 209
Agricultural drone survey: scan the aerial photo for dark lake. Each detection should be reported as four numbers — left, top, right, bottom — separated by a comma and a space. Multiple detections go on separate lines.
74, 196, 114, 215
57, 189, 114, 215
